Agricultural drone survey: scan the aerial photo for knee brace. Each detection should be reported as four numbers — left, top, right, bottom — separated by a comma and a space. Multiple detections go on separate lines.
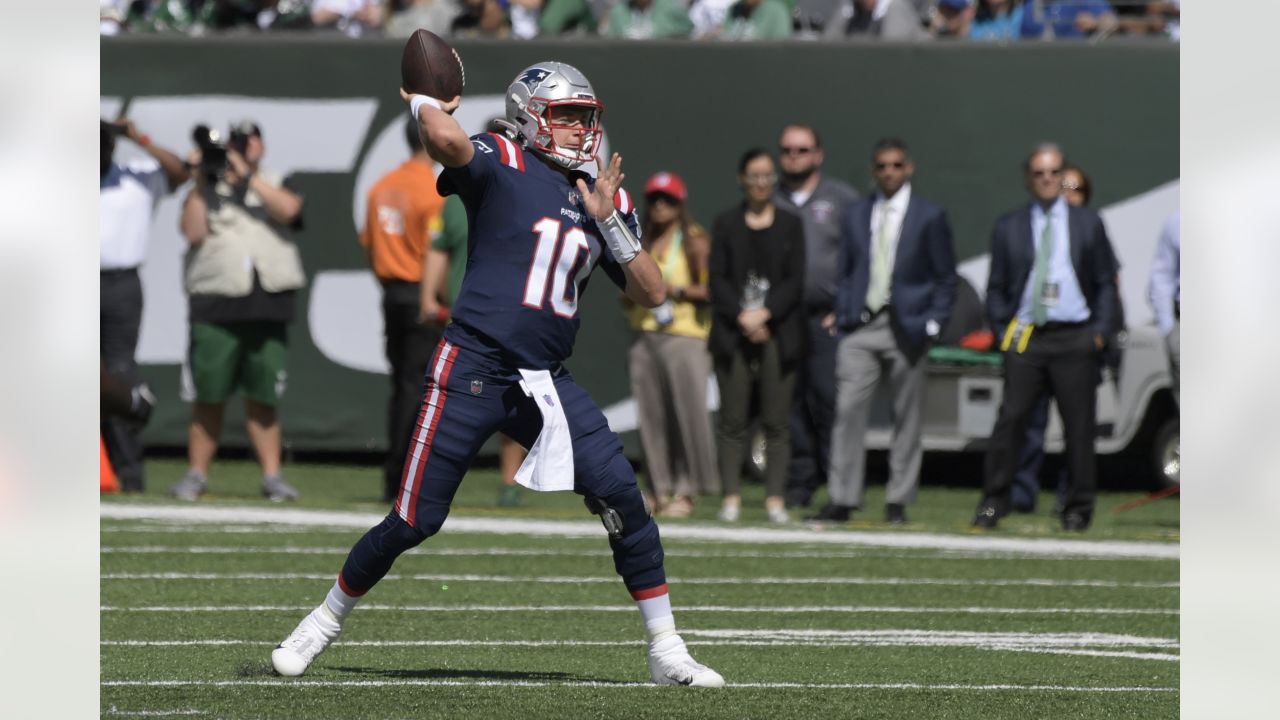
585, 472, 666, 591
339, 512, 432, 594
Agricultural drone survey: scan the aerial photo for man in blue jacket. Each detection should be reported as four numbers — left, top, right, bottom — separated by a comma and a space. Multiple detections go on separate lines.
810, 138, 957, 525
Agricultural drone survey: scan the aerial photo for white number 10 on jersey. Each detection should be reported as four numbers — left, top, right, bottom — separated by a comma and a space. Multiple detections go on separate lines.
523, 218, 591, 318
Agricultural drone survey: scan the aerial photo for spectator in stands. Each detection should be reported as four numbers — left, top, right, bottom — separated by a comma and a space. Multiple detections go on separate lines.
709, 149, 806, 523
721, 0, 793, 40
452, 0, 512, 36
171, 120, 307, 503
969, 0, 1023, 40
100, 117, 189, 492
973, 142, 1119, 532
312, 0, 387, 36
625, 172, 717, 518
811, 138, 957, 525
1020, 0, 1117, 39
507, 0, 544, 37
1148, 208, 1179, 405
932, 0, 975, 38
773, 124, 860, 511
386, 0, 463, 36
1148, 0, 1179, 40
536, 0, 599, 34
793, 0, 850, 37
689, 0, 736, 38
826, 0, 932, 40
605, 0, 694, 38
360, 118, 448, 503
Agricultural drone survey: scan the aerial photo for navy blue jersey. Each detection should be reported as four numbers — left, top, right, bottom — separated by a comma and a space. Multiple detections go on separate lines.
437, 133, 639, 370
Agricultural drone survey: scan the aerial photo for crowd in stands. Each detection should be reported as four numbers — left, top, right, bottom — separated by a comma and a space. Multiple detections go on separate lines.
100, 0, 1179, 41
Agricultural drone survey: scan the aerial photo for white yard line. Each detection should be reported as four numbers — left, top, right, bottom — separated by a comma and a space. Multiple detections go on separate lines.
98, 571, 1177, 589
100, 603, 1177, 616
98, 679, 1177, 692
103, 710, 206, 717
100, 503, 1178, 560
98, 544, 1165, 562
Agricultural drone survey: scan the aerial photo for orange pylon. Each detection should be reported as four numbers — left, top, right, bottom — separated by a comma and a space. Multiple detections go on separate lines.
100, 434, 119, 493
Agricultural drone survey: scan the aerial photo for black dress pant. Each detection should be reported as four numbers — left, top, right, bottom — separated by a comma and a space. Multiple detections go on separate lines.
382, 282, 443, 501
786, 309, 837, 505
101, 268, 145, 491
982, 324, 1098, 518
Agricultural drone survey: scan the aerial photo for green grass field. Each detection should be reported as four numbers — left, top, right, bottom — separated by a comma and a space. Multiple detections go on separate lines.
102, 459, 1179, 719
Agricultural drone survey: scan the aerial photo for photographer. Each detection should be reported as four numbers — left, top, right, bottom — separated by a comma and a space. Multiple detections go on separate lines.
101, 117, 189, 492
171, 120, 306, 503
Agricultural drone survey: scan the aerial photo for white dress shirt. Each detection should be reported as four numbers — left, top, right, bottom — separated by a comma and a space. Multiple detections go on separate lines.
869, 181, 912, 295
100, 157, 166, 270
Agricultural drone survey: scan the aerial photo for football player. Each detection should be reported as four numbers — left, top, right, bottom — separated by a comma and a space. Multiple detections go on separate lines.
271, 62, 725, 688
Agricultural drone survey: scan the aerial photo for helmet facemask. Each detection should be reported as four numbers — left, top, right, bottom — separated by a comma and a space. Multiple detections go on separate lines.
523, 97, 603, 171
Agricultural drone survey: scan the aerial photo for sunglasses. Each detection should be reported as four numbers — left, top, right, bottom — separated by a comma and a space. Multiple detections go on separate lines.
1031, 168, 1063, 178
875, 161, 905, 170
646, 192, 680, 205
779, 146, 815, 156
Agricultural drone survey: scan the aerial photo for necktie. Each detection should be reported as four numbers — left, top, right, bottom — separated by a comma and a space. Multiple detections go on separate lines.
866, 203, 893, 312
1030, 215, 1054, 326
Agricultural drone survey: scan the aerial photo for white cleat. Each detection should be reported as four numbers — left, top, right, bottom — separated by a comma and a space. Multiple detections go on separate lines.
648, 634, 726, 687
271, 606, 342, 677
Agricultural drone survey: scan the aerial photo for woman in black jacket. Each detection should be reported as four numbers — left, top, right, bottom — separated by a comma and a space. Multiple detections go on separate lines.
708, 148, 806, 523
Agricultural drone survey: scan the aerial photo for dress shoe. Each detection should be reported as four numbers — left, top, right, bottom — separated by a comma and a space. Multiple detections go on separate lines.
1061, 512, 1091, 532
805, 503, 854, 522
885, 503, 907, 525
972, 503, 1000, 529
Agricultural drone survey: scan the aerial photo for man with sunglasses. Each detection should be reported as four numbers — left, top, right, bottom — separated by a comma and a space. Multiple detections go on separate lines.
973, 143, 1120, 532
813, 138, 957, 525
271, 61, 724, 688
773, 124, 859, 511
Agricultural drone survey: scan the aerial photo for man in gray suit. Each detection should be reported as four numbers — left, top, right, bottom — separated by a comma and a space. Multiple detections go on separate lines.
809, 138, 957, 524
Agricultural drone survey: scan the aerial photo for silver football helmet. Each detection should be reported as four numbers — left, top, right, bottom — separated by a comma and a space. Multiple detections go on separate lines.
497, 61, 604, 171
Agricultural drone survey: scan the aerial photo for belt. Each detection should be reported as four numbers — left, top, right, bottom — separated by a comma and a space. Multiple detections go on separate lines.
1037, 320, 1088, 332
860, 306, 889, 323
100, 267, 139, 275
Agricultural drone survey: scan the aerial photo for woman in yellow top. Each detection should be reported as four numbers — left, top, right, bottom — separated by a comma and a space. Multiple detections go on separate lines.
625, 172, 718, 518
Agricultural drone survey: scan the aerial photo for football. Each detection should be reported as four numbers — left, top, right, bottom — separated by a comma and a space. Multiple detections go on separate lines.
400, 29, 465, 101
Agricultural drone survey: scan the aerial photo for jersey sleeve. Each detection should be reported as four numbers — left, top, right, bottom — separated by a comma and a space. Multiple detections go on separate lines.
436, 133, 505, 202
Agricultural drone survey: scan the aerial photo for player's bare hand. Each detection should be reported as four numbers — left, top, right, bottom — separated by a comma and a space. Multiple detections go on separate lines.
577, 152, 625, 222
821, 312, 837, 336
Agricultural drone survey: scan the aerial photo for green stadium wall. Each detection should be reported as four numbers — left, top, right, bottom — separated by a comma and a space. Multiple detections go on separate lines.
101, 38, 1178, 454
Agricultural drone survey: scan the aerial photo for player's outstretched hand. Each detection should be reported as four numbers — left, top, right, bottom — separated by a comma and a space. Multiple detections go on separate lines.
577, 152, 625, 222
399, 87, 461, 115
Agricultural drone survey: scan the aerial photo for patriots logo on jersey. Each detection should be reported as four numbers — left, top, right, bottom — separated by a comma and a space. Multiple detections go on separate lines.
518, 68, 552, 91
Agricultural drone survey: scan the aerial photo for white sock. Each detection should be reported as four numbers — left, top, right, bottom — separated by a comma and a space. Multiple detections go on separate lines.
324, 580, 360, 622
633, 588, 676, 643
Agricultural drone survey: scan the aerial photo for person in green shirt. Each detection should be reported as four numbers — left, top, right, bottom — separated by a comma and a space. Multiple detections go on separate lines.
722, 0, 793, 40
606, 0, 694, 38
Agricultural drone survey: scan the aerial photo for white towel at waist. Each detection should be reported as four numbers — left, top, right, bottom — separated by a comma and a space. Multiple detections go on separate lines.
514, 368, 575, 492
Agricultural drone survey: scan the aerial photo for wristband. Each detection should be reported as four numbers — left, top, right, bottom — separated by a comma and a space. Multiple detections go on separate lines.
409, 94, 442, 121
600, 211, 642, 264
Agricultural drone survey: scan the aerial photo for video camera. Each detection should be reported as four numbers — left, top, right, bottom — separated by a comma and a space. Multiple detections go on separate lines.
191, 120, 258, 181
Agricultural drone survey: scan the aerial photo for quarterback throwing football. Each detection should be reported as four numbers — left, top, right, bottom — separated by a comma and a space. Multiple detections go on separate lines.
271, 61, 725, 688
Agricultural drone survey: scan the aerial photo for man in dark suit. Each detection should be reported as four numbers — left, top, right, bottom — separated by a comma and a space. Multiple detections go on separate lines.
809, 138, 957, 525
973, 142, 1120, 532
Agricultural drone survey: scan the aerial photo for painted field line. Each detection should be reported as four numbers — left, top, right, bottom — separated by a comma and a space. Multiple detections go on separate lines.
103, 710, 206, 717
100, 503, 1179, 560
99, 544, 1152, 563
99, 571, 1178, 589
102, 630, 1177, 649
99, 679, 1177, 693
100, 603, 1178, 616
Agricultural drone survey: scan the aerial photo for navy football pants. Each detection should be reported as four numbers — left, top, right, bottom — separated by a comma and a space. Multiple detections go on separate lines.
338, 338, 666, 597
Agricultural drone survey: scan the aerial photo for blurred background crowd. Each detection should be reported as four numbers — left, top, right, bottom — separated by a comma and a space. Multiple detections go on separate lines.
100, 0, 1180, 42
